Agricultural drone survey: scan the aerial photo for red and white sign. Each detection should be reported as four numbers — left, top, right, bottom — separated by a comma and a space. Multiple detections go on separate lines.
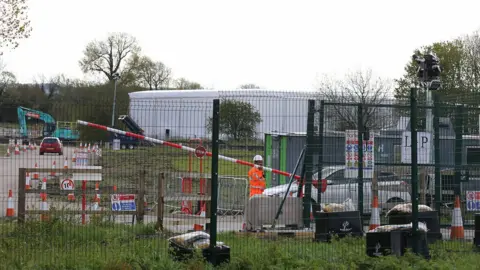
26, 112, 40, 119
194, 146, 206, 158
60, 179, 75, 190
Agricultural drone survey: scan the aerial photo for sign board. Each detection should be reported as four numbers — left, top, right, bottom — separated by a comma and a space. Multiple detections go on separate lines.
72, 165, 103, 181
60, 179, 75, 190
344, 130, 374, 179
75, 152, 89, 167
466, 191, 480, 211
111, 194, 136, 211
401, 131, 432, 164
194, 146, 207, 158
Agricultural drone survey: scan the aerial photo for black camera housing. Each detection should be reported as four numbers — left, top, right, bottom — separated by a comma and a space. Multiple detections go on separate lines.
412, 52, 442, 90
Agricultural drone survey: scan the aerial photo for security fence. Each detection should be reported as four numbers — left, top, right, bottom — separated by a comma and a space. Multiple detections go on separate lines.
1, 90, 480, 267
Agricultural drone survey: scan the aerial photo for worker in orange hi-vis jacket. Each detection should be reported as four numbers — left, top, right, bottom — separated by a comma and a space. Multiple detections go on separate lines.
248, 155, 266, 197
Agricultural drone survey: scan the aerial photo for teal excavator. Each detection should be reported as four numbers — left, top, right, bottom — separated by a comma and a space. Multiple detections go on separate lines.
17, 106, 80, 143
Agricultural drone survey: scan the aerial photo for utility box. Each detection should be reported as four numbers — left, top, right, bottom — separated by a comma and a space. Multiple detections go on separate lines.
243, 195, 303, 231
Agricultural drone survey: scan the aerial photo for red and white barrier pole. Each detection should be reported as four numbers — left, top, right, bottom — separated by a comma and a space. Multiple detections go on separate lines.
77, 120, 302, 179
76, 120, 327, 192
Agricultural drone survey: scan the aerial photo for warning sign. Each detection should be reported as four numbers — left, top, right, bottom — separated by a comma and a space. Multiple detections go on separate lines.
466, 191, 480, 211
60, 179, 75, 190
194, 146, 206, 158
75, 152, 89, 166
111, 194, 136, 211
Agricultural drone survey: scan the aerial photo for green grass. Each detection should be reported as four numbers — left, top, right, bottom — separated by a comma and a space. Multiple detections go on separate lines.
0, 144, 7, 156
0, 218, 480, 269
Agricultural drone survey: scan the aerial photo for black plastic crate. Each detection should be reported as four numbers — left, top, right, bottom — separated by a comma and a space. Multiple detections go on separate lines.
474, 213, 480, 248
388, 211, 441, 243
168, 240, 230, 266
202, 244, 231, 266
366, 230, 430, 259
314, 210, 364, 242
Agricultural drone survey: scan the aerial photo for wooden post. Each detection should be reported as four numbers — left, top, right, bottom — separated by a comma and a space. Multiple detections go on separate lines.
156, 173, 165, 231
18, 168, 26, 224
136, 170, 146, 224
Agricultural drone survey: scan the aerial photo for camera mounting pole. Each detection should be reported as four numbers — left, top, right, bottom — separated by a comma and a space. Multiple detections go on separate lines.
412, 52, 442, 166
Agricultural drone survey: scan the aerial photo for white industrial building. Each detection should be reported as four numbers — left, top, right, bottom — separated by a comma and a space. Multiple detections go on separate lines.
128, 89, 319, 140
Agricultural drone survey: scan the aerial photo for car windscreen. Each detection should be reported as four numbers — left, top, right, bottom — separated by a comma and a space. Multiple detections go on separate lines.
43, 139, 58, 144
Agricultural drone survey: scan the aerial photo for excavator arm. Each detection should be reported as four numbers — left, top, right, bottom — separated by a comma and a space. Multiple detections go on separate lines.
17, 106, 57, 139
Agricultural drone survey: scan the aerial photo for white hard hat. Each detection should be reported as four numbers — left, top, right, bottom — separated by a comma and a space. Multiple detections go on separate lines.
253, 155, 263, 162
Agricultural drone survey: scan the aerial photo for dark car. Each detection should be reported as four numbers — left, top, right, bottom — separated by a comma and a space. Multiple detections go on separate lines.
39, 137, 63, 155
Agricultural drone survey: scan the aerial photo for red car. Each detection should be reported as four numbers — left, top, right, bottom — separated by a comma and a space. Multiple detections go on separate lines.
39, 137, 63, 155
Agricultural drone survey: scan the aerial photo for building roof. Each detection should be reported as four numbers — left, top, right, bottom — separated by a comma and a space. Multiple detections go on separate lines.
128, 89, 319, 100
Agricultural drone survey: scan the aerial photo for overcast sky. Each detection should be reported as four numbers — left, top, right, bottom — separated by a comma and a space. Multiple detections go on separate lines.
2, 0, 480, 90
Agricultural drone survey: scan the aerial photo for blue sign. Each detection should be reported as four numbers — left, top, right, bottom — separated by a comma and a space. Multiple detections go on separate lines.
466, 191, 480, 211
111, 194, 136, 211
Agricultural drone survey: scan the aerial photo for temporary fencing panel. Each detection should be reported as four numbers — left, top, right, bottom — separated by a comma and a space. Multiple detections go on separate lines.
164, 175, 248, 216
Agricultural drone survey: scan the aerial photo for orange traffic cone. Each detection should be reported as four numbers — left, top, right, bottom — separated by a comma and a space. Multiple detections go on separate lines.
22, 144, 27, 152
25, 172, 31, 190
72, 152, 76, 163
450, 195, 464, 239
369, 196, 381, 230
40, 178, 47, 200
33, 162, 40, 180
92, 182, 101, 210
40, 196, 49, 221
67, 193, 75, 201
63, 157, 68, 169
193, 203, 207, 231
50, 161, 56, 176
14, 145, 20, 155
6, 190, 14, 217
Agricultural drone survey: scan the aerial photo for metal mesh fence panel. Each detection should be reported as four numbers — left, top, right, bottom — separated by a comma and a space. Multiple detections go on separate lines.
2, 88, 480, 267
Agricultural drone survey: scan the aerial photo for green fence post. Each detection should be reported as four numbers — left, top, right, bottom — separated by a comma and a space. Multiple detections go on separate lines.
209, 99, 220, 253
454, 105, 463, 197
410, 87, 419, 254
302, 100, 316, 228
357, 104, 364, 216
316, 100, 325, 210
433, 92, 441, 211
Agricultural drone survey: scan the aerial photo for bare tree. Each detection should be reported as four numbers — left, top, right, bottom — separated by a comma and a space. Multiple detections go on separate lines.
316, 68, 395, 131
239, 83, 261, 89
137, 56, 171, 89
175, 77, 202, 90
0, 59, 16, 95
0, 0, 32, 53
78, 32, 140, 81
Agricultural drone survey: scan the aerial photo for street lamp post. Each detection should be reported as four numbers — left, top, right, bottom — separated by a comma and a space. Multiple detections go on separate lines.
111, 73, 120, 127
